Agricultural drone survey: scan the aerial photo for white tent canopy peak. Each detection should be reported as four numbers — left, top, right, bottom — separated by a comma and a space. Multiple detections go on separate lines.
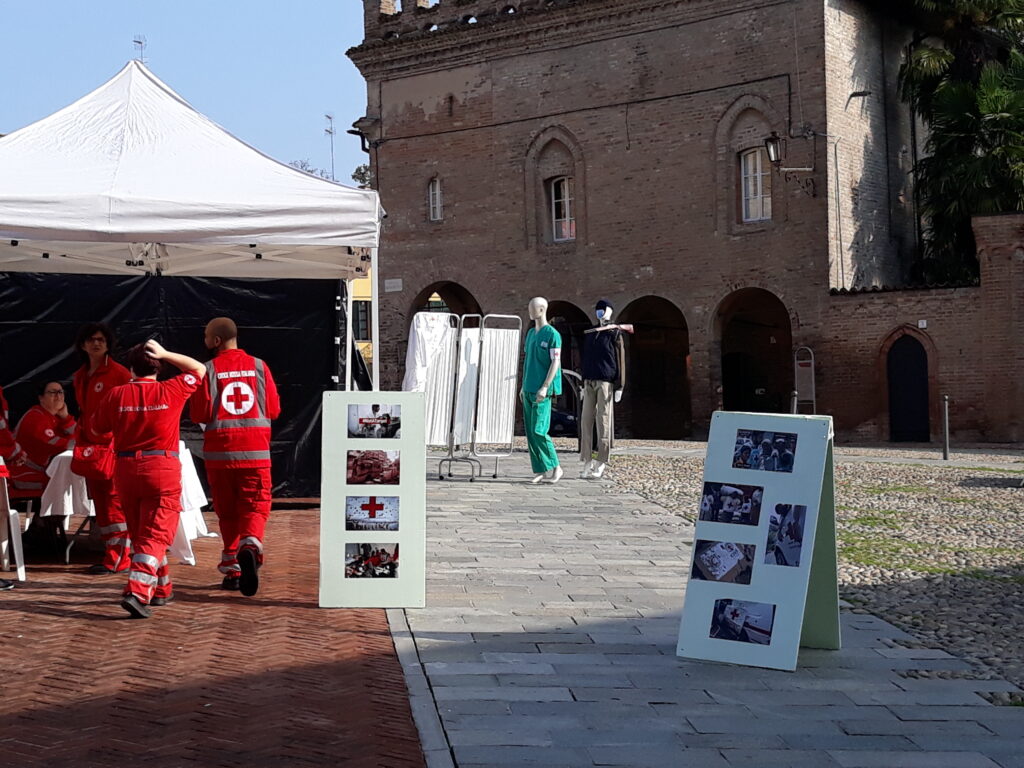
0, 60, 382, 279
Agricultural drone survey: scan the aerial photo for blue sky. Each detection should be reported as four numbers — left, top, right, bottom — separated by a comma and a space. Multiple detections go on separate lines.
1, 1, 370, 184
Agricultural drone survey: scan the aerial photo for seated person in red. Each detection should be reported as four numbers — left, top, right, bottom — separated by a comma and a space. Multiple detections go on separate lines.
10, 381, 76, 492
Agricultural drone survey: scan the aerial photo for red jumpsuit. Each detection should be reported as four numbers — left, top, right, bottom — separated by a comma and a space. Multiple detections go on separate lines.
74, 356, 133, 571
0, 386, 26, 466
189, 349, 280, 575
92, 373, 201, 605
11, 405, 76, 491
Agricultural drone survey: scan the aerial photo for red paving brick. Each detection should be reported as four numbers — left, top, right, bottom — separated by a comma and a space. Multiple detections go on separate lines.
0, 510, 426, 768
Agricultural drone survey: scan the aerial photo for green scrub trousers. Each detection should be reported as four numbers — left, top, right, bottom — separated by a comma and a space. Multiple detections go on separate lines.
521, 391, 559, 474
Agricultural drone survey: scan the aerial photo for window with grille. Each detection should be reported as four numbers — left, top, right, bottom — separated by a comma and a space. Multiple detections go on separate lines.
354, 300, 372, 341
740, 148, 772, 223
428, 178, 443, 221
549, 176, 576, 242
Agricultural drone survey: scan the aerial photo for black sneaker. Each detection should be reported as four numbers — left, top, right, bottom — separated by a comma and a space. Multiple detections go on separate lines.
150, 593, 174, 607
221, 574, 240, 591
87, 564, 117, 575
238, 548, 259, 597
120, 594, 152, 619
0, 578, 14, 591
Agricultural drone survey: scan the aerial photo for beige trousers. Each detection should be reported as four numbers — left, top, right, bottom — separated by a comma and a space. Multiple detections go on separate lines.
580, 380, 614, 464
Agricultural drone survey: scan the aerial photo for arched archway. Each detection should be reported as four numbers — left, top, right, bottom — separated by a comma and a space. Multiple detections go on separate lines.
408, 281, 482, 318
618, 296, 691, 438
884, 332, 931, 442
716, 288, 793, 413
547, 300, 589, 434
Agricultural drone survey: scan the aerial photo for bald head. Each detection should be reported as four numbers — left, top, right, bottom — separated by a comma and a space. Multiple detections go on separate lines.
204, 317, 239, 352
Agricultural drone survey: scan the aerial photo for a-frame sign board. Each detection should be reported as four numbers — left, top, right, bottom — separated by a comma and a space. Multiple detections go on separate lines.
319, 391, 426, 608
676, 411, 840, 671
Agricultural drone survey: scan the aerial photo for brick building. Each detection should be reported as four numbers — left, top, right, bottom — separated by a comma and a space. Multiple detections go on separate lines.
349, 0, 1023, 442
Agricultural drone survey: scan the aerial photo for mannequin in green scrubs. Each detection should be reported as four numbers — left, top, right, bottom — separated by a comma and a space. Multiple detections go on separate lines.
521, 297, 564, 484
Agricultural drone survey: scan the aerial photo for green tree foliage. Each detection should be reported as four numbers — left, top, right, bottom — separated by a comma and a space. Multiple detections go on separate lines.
876, 0, 1024, 281
351, 164, 373, 188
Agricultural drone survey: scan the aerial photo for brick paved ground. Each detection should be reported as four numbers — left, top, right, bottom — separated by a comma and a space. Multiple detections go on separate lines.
0, 509, 425, 768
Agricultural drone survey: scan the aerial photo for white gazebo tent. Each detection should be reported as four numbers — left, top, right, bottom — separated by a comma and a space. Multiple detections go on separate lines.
0, 60, 383, 389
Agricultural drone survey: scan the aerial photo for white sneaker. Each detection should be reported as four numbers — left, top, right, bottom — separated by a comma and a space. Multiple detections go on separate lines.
531, 473, 546, 484
580, 460, 594, 479
545, 466, 564, 484
591, 462, 607, 479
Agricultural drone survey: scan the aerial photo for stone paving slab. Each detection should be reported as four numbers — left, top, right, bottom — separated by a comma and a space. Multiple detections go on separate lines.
400, 451, 1024, 767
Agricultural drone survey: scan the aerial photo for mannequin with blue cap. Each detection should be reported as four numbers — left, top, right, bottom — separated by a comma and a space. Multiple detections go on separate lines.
579, 299, 626, 478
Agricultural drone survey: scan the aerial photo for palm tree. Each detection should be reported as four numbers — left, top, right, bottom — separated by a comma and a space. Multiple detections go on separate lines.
869, 0, 1024, 280
916, 50, 1024, 279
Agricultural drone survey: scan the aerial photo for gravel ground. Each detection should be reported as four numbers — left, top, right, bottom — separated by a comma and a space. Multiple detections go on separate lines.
593, 449, 1024, 697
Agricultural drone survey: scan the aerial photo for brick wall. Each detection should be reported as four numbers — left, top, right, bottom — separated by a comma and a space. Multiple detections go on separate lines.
353, 0, 1023, 442
823, 0, 913, 289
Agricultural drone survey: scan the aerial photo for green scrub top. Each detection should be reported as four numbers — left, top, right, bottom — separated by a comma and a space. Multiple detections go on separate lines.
523, 324, 562, 396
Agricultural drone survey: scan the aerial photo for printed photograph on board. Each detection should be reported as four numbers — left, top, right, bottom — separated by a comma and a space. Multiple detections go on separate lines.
732, 430, 798, 473
691, 540, 755, 585
347, 450, 400, 485
345, 542, 399, 578
345, 496, 400, 531
347, 403, 402, 439
709, 599, 776, 645
699, 482, 764, 526
764, 504, 807, 567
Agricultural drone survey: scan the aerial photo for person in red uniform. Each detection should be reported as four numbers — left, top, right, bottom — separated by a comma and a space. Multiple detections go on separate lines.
90, 341, 205, 619
189, 317, 280, 596
10, 381, 76, 492
72, 323, 133, 574
0, 384, 26, 592
0, 385, 27, 469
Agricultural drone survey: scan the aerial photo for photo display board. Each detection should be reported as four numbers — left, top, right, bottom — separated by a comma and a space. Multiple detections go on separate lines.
676, 411, 840, 671
319, 392, 426, 608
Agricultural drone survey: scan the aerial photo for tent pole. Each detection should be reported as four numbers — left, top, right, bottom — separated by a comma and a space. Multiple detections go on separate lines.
370, 247, 380, 392
345, 278, 356, 391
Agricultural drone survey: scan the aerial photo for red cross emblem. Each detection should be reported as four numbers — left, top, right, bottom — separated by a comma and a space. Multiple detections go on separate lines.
361, 497, 384, 518
221, 381, 255, 415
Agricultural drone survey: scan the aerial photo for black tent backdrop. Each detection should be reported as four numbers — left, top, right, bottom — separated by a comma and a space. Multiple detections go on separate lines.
0, 273, 364, 497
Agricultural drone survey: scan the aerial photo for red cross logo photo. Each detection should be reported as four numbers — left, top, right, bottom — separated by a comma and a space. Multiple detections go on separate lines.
221, 381, 255, 415
361, 497, 384, 518
44, 428, 55, 438
94, 382, 104, 392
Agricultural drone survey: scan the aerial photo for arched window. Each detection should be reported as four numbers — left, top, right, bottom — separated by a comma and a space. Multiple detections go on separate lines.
739, 147, 772, 223
428, 178, 443, 222
549, 176, 575, 242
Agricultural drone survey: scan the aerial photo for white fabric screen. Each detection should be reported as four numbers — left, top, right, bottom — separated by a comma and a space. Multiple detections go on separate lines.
402, 312, 459, 446
452, 327, 481, 445
475, 326, 521, 445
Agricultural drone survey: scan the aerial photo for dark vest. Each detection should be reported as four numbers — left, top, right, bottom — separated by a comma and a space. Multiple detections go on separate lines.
582, 328, 620, 383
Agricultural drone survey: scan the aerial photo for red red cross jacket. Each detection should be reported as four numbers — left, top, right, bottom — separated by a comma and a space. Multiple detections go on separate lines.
189, 348, 281, 469
0, 385, 26, 465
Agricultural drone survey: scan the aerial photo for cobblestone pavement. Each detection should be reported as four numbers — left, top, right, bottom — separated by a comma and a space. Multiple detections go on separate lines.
405, 448, 1024, 768
601, 447, 1024, 695
0, 510, 424, 768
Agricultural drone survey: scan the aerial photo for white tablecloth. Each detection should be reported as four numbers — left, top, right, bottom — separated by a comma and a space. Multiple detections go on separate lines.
39, 441, 216, 565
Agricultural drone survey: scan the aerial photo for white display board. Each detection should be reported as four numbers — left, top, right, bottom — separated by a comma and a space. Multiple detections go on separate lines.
319, 391, 426, 608
676, 411, 839, 671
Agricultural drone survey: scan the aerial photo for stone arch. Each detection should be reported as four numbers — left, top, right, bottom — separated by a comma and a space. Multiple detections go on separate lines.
713, 94, 786, 234
877, 325, 938, 442
547, 300, 590, 430
524, 125, 586, 247
714, 288, 793, 413
408, 280, 482, 318
617, 296, 692, 438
